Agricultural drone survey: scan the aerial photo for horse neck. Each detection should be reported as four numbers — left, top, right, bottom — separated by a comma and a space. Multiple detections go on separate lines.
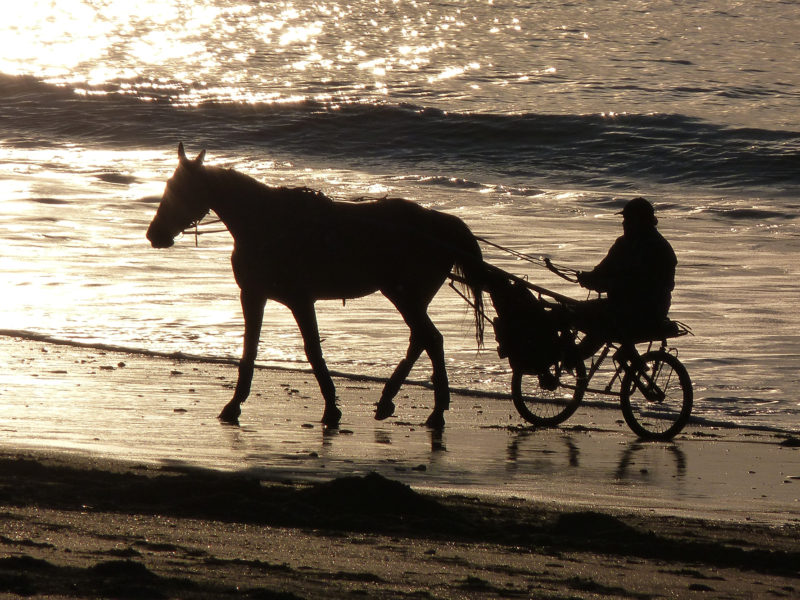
201, 166, 267, 239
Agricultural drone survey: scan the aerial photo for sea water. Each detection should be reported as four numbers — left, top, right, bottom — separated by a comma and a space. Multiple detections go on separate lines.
0, 0, 798, 432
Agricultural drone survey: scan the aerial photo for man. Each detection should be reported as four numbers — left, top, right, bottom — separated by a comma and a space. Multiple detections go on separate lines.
572, 197, 677, 359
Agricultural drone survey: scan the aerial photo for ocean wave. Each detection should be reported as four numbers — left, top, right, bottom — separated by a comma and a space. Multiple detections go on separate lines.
705, 207, 797, 221
2, 73, 799, 192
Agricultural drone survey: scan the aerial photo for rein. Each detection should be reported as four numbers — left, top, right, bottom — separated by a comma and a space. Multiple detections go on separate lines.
476, 236, 580, 283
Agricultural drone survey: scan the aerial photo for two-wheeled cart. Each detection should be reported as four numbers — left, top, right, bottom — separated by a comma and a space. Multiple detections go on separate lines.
455, 261, 693, 441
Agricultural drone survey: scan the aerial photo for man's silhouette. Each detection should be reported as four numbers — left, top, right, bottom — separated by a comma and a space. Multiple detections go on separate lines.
571, 197, 677, 359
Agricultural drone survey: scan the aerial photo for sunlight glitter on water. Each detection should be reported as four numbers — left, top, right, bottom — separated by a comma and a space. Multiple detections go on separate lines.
0, 1, 562, 111
4, 1, 800, 127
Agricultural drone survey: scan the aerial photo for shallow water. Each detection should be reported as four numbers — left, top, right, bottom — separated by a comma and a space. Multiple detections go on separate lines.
1, 1, 799, 436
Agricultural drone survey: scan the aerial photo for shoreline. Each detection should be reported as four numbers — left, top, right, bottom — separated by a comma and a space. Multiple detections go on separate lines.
2, 329, 796, 438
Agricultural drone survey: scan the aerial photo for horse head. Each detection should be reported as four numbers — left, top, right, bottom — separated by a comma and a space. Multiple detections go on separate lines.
146, 143, 211, 248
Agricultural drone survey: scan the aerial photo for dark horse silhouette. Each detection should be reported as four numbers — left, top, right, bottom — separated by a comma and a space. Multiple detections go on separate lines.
146, 144, 485, 428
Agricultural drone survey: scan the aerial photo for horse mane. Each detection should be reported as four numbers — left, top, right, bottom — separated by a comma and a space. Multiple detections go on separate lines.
206, 165, 335, 207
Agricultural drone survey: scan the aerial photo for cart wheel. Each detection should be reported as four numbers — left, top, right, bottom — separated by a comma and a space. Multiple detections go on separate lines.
511, 361, 587, 427
620, 350, 692, 441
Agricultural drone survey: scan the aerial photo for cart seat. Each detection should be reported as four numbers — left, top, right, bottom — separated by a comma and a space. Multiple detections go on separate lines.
624, 319, 691, 344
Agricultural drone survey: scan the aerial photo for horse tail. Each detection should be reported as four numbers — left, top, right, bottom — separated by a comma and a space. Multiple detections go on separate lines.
447, 220, 486, 348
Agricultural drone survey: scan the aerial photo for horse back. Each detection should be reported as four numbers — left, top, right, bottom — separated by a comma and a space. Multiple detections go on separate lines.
230, 195, 479, 302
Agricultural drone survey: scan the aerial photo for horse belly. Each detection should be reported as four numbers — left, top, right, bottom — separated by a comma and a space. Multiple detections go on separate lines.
231, 246, 382, 301
303, 262, 383, 300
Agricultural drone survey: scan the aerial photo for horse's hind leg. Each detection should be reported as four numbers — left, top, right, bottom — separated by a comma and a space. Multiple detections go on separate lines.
375, 340, 423, 420
219, 290, 265, 424
290, 301, 342, 427
421, 322, 449, 430
399, 308, 450, 429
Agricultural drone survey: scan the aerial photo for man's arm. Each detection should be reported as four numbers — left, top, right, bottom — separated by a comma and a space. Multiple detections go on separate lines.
576, 237, 625, 292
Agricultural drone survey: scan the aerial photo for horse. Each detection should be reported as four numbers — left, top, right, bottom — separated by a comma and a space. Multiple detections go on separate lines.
146, 144, 485, 429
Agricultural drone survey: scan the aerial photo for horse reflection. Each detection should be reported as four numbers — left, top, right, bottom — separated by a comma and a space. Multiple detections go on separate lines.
147, 144, 485, 428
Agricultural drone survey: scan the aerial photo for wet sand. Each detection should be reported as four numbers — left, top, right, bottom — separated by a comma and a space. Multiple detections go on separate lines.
0, 333, 798, 598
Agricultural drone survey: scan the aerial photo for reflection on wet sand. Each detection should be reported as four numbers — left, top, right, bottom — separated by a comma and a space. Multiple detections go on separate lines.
507, 432, 580, 469
505, 431, 688, 482
614, 442, 687, 481
217, 406, 786, 521
430, 429, 446, 453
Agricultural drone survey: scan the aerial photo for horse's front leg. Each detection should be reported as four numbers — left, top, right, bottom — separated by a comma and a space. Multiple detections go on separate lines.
290, 301, 342, 427
219, 290, 265, 424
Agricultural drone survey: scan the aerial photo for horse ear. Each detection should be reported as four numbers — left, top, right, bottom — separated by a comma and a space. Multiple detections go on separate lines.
178, 142, 189, 165
195, 149, 206, 166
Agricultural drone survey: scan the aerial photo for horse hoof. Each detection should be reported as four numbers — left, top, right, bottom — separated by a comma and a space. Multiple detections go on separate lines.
374, 400, 395, 420
424, 411, 445, 430
218, 403, 241, 425
322, 406, 342, 428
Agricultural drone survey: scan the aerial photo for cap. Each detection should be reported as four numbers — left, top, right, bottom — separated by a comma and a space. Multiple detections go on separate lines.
618, 197, 657, 224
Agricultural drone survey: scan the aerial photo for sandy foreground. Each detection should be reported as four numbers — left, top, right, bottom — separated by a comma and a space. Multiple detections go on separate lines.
0, 334, 798, 599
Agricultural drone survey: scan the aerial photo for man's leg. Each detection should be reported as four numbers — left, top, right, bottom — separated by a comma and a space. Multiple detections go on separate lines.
569, 298, 612, 360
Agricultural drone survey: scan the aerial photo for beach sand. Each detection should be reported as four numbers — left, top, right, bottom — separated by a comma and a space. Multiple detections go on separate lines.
0, 334, 798, 598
